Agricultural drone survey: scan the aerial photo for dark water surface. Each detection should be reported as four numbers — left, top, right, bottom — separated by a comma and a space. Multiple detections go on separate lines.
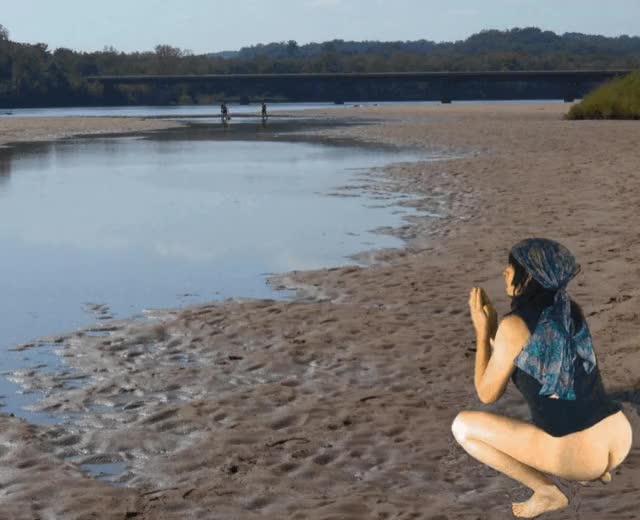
0, 125, 441, 421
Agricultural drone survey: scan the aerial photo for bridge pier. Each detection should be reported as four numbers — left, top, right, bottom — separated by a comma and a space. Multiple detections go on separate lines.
333, 79, 348, 105
563, 81, 579, 103
440, 79, 453, 104
103, 83, 119, 104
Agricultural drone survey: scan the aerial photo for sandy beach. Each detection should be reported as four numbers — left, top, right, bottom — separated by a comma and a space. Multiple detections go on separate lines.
1, 104, 639, 519
0, 116, 184, 148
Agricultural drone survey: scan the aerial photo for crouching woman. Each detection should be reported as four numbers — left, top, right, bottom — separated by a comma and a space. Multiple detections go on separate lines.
451, 238, 633, 518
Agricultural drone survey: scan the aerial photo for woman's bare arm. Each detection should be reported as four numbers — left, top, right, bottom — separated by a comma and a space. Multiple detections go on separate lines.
475, 316, 529, 404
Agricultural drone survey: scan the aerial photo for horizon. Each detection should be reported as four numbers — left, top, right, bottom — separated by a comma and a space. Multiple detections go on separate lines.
2, 0, 640, 54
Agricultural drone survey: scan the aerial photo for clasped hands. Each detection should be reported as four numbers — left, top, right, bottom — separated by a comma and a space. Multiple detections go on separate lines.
468, 287, 498, 344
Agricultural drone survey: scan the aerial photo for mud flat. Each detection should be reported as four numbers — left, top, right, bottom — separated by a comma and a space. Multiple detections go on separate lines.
2, 104, 640, 519
0, 116, 184, 148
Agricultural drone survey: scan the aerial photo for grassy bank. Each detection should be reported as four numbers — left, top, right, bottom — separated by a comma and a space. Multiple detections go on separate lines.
568, 72, 640, 120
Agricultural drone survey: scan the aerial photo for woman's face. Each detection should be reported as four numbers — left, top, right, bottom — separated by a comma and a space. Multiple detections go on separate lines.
503, 263, 516, 296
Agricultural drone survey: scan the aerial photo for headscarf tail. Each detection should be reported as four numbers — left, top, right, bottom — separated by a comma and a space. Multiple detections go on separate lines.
510, 239, 596, 401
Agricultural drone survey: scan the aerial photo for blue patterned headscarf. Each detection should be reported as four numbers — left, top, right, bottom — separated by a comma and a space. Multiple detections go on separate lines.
511, 238, 596, 400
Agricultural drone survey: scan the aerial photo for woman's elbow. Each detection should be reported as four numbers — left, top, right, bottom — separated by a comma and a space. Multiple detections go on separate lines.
477, 387, 498, 404
477, 393, 494, 405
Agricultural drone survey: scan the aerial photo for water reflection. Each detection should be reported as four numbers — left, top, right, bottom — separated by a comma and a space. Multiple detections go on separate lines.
0, 150, 10, 189
0, 130, 431, 352
0, 144, 61, 193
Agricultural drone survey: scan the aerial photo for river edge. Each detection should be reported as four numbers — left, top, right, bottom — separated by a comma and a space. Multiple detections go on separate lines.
2, 114, 463, 420
1, 105, 640, 519
0, 114, 459, 345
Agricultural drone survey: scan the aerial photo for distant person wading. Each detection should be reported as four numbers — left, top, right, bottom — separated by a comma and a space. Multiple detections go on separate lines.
220, 102, 230, 126
452, 238, 633, 518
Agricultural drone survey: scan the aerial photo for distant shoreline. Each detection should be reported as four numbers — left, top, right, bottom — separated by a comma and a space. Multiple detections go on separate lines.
0, 99, 573, 150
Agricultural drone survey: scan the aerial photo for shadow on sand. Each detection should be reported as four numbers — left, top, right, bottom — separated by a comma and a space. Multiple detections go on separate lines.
610, 389, 640, 415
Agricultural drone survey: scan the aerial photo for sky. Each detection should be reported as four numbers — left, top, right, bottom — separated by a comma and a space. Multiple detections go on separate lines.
2, 0, 639, 54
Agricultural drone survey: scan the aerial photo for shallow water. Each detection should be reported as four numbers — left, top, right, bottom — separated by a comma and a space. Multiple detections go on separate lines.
0, 99, 566, 119
0, 102, 344, 119
0, 127, 437, 421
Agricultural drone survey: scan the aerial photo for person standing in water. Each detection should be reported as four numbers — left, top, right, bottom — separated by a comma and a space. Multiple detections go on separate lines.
261, 101, 268, 123
220, 102, 229, 127
452, 238, 632, 518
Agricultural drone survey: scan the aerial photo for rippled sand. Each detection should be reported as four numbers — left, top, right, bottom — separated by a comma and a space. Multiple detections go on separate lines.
2, 104, 640, 519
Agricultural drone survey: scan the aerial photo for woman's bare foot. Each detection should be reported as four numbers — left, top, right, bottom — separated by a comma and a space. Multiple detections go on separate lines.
512, 485, 568, 518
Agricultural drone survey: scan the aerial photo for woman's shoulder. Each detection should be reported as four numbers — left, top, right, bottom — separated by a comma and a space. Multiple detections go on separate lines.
500, 313, 530, 334
496, 313, 531, 353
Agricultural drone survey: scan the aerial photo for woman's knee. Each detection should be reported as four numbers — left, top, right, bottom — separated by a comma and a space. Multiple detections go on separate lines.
451, 411, 472, 444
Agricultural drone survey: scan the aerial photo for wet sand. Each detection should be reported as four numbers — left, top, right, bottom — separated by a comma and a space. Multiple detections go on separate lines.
2, 104, 640, 519
0, 116, 184, 148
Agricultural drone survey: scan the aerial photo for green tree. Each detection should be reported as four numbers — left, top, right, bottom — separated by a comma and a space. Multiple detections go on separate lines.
287, 40, 299, 56
154, 44, 184, 59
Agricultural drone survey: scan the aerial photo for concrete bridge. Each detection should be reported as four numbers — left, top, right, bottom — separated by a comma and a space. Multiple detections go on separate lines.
87, 70, 634, 104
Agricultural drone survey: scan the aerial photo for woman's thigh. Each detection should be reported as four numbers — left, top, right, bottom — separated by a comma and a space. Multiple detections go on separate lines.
452, 410, 610, 481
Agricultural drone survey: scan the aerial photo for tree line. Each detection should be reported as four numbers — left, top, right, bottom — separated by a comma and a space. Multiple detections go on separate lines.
1, 26, 639, 108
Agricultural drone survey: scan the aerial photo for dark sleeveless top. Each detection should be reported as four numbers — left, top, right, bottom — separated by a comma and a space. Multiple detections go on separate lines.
507, 301, 622, 437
